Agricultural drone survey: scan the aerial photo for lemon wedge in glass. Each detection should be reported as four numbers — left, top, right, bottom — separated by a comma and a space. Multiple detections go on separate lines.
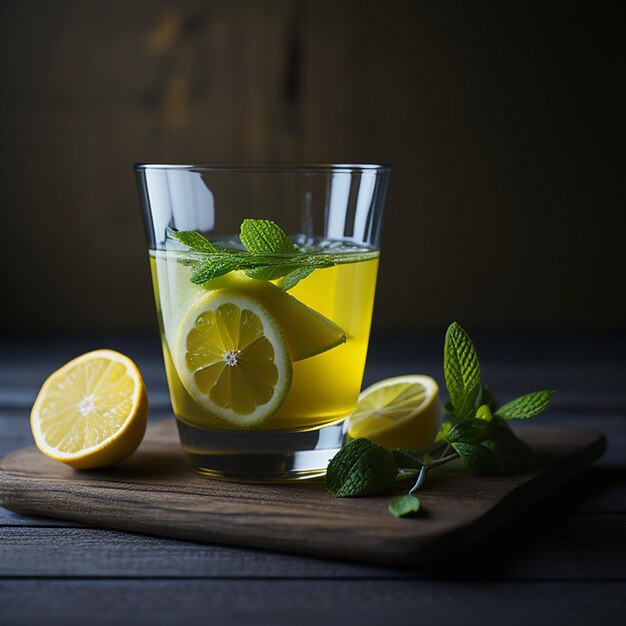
174, 290, 293, 426
233, 278, 346, 362
30, 350, 148, 469
348, 375, 440, 450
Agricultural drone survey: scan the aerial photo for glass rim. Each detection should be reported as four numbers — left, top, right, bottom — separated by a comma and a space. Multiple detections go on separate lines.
134, 162, 391, 174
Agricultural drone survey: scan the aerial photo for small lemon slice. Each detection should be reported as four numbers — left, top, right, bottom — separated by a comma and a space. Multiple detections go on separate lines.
30, 350, 148, 469
174, 290, 292, 426
348, 375, 440, 450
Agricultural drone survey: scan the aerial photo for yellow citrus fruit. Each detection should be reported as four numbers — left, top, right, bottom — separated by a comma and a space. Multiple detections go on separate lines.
174, 290, 293, 426
231, 278, 346, 362
30, 350, 148, 469
195, 273, 346, 362
347, 375, 440, 450
154, 258, 346, 363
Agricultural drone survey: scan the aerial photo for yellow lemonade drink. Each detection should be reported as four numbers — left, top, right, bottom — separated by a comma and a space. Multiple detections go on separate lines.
136, 163, 389, 481
150, 247, 378, 432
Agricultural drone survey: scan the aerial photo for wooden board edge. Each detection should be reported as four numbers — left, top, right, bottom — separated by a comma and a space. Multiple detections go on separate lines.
0, 430, 608, 566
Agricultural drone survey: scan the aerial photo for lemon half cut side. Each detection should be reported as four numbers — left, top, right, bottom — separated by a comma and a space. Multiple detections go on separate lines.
348, 375, 440, 450
30, 349, 148, 469
174, 290, 293, 427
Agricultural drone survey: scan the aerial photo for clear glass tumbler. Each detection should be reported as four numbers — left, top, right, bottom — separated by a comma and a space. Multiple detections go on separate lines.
135, 164, 389, 481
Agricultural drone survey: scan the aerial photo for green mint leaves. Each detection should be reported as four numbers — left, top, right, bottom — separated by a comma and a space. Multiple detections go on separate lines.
325, 322, 556, 516
495, 390, 555, 419
450, 441, 506, 475
190, 256, 240, 283
278, 266, 316, 291
172, 219, 335, 290
444, 322, 481, 420
239, 219, 298, 255
239, 219, 302, 281
325, 439, 398, 497
172, 231, 218, 253
388, 494, 421, 518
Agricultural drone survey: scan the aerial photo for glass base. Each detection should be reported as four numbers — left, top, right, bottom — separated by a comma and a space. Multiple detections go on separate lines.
175, 417, 347, 482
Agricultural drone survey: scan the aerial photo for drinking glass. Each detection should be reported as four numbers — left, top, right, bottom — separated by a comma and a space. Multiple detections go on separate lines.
135, 164, 389, 481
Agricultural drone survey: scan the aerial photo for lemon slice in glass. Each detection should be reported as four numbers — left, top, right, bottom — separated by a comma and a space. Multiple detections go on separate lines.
347, 375, 440, 450
174, 290, 292, 426
30, 350, 148, 469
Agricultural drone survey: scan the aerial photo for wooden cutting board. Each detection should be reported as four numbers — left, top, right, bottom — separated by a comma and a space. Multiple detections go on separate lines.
0, 420, 605, 565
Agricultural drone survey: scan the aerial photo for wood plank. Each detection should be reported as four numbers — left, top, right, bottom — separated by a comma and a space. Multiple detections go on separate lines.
0, 509, 80, 528
0, 420, 606, 565
513, 418, 625, 468
3, 465, 625, 526
544, 466, 626, 513
1, 412, 624, 522
0, 527, 401, 579
1, 512, 625, 580
1, 580, 625, 626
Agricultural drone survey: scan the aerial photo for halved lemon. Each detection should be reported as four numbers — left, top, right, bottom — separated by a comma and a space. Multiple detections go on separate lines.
30, 350, 148, 469
174, 290, 292, 426
348, 375, 440, 450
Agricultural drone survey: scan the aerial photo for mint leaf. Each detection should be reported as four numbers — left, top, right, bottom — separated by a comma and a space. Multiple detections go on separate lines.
495, 390, 555, 419
444, 322, 481, 420
451, 441, 504, 475
445, 419, 491, 445
451, 418, 535, 475
436, 421, 453, 442
172, 231, 218, 253
240, 219, 301, 280
389, 494, 420, 518
191, 257, 240, 283
325, 438, 398, 497
170, 221, 363, 285
280, 266, 316, 290
240, 219, 297, 254
245, 264, 301, 281
475, 404, 493, 421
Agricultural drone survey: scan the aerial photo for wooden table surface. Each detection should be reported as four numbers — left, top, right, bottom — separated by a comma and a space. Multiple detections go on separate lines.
1, 332, 625, 625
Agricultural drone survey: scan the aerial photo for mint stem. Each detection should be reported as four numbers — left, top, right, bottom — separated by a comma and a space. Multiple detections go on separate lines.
425, 453, 459, 469
406, 450, 459, 496
409, 465, 428, 494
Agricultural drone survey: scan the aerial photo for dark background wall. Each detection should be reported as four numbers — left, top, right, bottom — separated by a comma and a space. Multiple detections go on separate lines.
1, 0, 623, 334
